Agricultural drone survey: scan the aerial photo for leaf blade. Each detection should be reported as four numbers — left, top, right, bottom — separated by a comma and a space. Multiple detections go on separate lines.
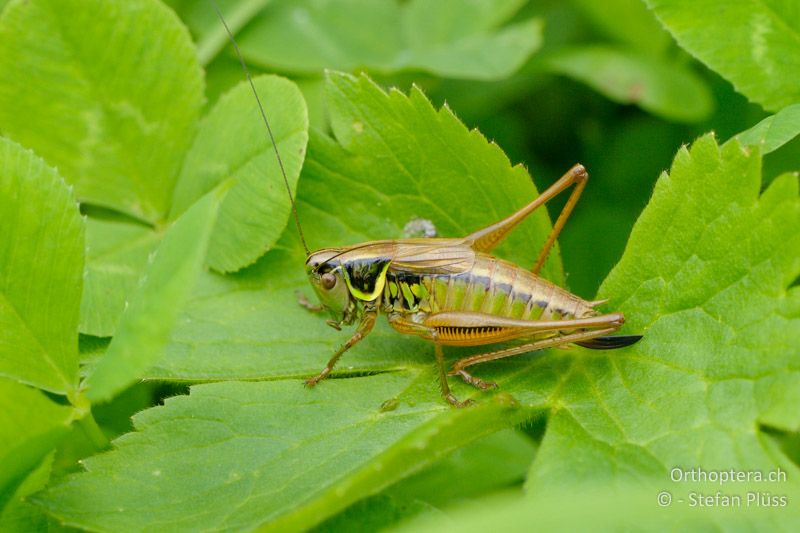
36, 374, 534, 532
735, 103, 800, 154
0, 137, 83, 394
80, 219, 162, 337
644, 0, 800, 111
546, 46, 713, 123
0, 0, 204, 221
238, 0, 541, 80
84, 186, 226, 403
171, 75, 309, 273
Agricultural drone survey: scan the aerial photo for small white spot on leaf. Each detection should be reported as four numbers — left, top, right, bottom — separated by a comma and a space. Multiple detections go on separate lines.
402, 217, 438, 238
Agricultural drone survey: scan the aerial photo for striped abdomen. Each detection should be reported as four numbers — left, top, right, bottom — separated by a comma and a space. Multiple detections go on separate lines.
383, 253, 596, 322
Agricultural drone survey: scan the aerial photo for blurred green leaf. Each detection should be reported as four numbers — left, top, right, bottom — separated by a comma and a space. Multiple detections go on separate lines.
0, 137, 83, 394
315, 495, 443, 533
80, 219, 161, 337
318, 428, 535, 531
166, 0, 271, 65
0, 0, 204, 222
395, 481, 800, 532
571, 0, 671, 55
84, 186, 226, 403
171, 75, 308, 273
148, 71, 561, 381
644, 0, 800, 112
0, 380, 72, 509
36, 375, 534, 531
768, 428, 800, 467
546, 46, 713, 123
239, 0, 542, 80
559, 114, 687, 297
736, 104, 800, 155
387, 428, 535, 507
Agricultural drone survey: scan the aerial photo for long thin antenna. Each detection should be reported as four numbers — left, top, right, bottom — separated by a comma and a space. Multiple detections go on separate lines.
210, 0, 310, 256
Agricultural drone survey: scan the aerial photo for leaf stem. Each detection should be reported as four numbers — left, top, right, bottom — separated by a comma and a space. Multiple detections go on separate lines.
77, 411, 110, 451
70, 391, 110, 451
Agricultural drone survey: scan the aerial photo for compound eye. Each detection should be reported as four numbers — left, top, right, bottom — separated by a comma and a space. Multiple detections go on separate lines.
321, 272, 336, 290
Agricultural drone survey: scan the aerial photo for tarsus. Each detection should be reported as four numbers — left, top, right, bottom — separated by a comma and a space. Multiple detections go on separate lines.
210, 0, 310, 256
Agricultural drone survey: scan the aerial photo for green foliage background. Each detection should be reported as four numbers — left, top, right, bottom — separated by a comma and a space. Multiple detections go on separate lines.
0, 0, 798, 531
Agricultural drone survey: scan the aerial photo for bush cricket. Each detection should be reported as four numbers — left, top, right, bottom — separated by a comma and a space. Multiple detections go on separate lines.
213, 3, 642, 407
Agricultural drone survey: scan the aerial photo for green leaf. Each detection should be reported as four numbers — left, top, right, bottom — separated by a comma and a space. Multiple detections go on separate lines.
0, 0, 204, 222
735, 104, 800, 155
512, 136, 800, 520
171, 75, 309, 273
84, 186, 226, 403
546, 46, 713, 123
238, 0, 542, 80
148, 71, 562, 381
644, 0, 800, 112
80, 219, 161, 337
0, 137, 83, 394
0, 379, 72, 510
36, 375, 534, 531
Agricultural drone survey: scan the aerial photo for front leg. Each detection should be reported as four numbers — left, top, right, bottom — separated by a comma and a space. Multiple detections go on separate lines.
297, 291, 324, 313
305, 308, 377, 387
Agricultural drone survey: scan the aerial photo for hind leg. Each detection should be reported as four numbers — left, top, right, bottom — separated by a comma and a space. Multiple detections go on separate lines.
449, 327, 618, 378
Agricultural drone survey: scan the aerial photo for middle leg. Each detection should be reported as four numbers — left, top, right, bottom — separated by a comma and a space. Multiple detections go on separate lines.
436, 344, 473, 408
387, 313, 475, 407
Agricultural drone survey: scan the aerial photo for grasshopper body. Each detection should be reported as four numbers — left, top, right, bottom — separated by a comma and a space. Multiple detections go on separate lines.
304, 165, 641, 406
